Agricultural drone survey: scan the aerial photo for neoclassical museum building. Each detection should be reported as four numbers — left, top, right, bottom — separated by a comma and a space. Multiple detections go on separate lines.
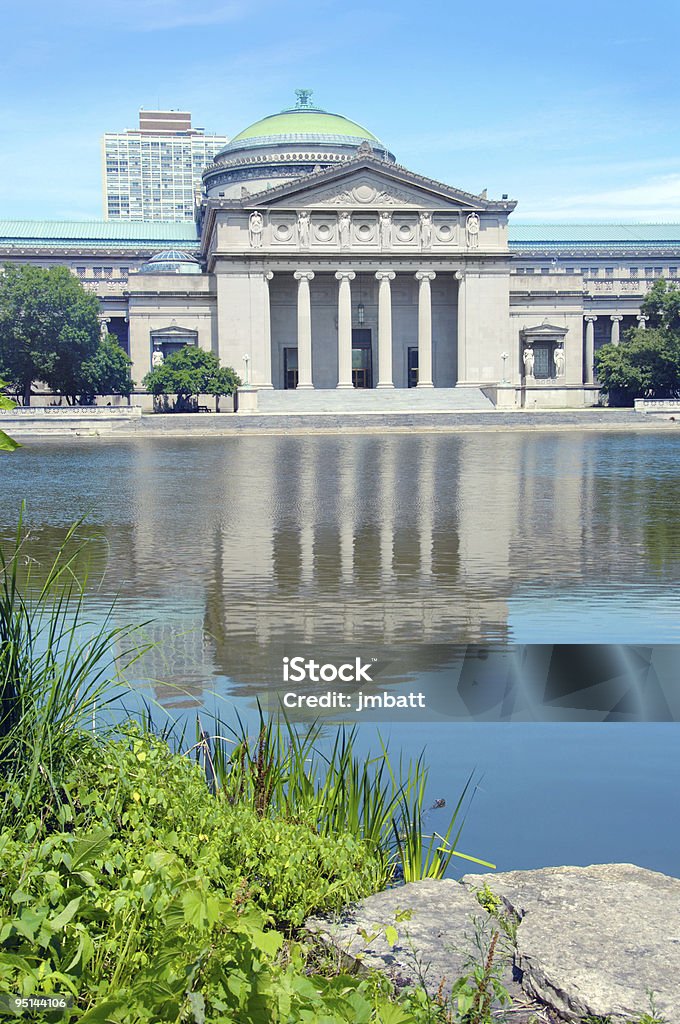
2, 91, 679, 410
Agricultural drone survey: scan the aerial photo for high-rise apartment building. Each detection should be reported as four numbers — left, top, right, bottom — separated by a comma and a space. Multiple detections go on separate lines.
102, 110, 229, 221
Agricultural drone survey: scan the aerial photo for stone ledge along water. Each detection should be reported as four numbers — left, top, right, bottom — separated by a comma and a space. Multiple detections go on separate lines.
306, 865, 679, 1022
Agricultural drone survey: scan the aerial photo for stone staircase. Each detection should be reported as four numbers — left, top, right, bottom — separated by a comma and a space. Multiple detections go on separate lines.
256, 387, 495, 414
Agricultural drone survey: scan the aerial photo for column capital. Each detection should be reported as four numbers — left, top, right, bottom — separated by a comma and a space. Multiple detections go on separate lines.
584, 315, 598, 323
375, 270, 396, 281
610, 314, 623, 322
454, 270, 465, 281
335, 270, 356, 282
294, 270, 315, 282
264, 271, 274, 282
415, 270, 436, 282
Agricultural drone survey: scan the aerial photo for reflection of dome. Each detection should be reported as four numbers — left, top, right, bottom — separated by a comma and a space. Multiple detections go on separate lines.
137, 250, 202, 274
203, 90, 395, 200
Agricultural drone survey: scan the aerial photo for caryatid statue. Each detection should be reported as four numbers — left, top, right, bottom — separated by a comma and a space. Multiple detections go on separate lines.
419, 211, 433, 249
466, 212, 480, 249
248, 211, 264, 247
297, 211, 311, 248
553, 346, 565, 377
338, 211, 351, 248
379, 211, 392, 249
523, 346, 535, 378
151, 343, 164, 368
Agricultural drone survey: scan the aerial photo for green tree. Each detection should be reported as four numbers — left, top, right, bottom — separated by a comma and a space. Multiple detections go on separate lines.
142, 346, 241, 412
0, 378, 19, 452
78, 335, 134, 405
595, 279, 680, 405
0, 264, 100, 405
207, 365, 242, 412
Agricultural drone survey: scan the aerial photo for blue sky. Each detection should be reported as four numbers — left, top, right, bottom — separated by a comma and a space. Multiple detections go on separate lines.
1, 0, 678, 222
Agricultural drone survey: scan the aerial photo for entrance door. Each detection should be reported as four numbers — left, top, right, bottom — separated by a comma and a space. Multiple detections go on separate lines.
408, 347, 419, 388
284, 348, 298, 389
532, 342, 552, 379
351, 329, 372, 388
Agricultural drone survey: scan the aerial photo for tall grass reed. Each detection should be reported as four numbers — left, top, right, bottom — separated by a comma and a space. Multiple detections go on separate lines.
195, 708, 495, 886
0, 511, 144, 825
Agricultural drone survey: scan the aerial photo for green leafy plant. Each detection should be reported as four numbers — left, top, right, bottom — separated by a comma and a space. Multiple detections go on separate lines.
448, 918, 512, 1024
0, 379, 19, 452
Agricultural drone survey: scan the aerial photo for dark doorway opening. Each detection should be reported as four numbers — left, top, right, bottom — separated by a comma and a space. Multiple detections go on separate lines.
352, 329, 372, 388
284, 348, 298, 389
408, 346, 419, 388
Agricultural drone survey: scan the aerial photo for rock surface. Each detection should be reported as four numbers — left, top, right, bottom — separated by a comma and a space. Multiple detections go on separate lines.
462, 863, 680, 1022
306, 865, 680, 1022
305, 878, 538, 1016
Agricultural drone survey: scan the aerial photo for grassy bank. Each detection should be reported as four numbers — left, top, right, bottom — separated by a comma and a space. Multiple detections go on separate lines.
0, 519, 494, 1023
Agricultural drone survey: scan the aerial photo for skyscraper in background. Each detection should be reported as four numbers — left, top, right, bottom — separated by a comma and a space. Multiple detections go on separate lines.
102, 111, 229, 221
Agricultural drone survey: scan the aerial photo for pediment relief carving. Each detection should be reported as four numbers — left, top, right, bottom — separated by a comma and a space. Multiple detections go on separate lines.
259, 171, 478, 213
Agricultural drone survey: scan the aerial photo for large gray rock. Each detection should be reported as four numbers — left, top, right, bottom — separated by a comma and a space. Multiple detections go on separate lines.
305, 878, 524, 1006
462, 863, 680, 1022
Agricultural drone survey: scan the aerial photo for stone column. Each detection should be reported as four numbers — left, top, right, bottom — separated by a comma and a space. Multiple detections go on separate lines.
455, 271, 466, 384
584, 316, 597, 385
260, 271, 274, 388
375, 270, 395, 388
637, 314, 649, 330
294, 271, 314, 389
415, 270, 436, 387
610, 314, 623, 347
335, 270, 355, 388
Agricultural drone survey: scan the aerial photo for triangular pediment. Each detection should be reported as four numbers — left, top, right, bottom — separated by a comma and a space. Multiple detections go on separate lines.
521, 322, 568, 338
247, 156, 515, 214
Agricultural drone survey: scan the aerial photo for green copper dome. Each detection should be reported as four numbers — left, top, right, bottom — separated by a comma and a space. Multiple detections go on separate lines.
231, 108, 379, 144
204, 91, 395, 196
216, 90, 393, 159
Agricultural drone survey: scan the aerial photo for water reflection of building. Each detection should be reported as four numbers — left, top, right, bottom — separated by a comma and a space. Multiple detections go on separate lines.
100, 431, 641, 704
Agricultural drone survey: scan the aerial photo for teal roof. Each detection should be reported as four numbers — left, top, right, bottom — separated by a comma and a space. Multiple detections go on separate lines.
509, 223, 680, 244
0, 220, 200, 249
1, 219, 678, 251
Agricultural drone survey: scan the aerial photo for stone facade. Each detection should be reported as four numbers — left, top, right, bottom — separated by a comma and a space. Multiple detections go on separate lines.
1, 98, 679, 409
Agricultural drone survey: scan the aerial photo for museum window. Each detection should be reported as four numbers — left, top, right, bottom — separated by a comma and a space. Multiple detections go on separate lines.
670, 268, 678, 278
630, 267, 638, 277
589, 268, 599, 276
605, 268, 614, 277
565, 267, 574, 274
645, 267, 653, 277
540, 267, 550, 274
525, 267, 534, 274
